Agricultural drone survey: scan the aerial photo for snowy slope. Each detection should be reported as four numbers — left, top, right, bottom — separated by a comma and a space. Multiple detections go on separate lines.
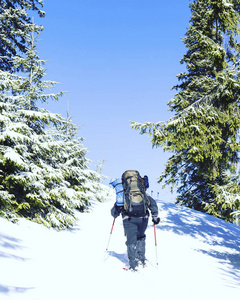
0, 199, 240, 300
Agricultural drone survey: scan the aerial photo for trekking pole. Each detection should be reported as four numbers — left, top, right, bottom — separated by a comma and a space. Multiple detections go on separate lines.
106, 218, 116, 252
154, 224, 158, 266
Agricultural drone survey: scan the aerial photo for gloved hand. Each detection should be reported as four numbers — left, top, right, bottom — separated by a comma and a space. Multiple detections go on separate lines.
111, 203, 123, 218
152, 216, 160, 225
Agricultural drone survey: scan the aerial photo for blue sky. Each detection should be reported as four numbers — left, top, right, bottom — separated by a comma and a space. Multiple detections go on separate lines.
36, 0, 191, 202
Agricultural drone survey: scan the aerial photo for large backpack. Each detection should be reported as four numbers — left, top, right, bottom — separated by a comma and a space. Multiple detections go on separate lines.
122, 170, 150, 217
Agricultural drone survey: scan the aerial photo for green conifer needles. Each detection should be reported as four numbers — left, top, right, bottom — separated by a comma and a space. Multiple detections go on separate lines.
132, 0, 240, 222
0, 7, 103, 229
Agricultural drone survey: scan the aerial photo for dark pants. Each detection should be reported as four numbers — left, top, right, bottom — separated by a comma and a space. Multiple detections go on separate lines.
123, 217, 148, 269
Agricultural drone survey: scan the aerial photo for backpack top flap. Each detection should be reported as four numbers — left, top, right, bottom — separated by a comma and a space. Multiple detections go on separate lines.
122, 170, 145, 204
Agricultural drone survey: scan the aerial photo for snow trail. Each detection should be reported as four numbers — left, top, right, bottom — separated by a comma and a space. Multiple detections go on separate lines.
1, 199, 240, 300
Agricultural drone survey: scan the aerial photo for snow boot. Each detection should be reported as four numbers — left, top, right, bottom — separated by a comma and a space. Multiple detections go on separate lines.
127, 243, 138, 270
136, 236, 146, 266
123, 266, 138, 272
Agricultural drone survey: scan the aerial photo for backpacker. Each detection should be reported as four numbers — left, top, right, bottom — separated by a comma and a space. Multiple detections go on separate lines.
122, 170, 150, 217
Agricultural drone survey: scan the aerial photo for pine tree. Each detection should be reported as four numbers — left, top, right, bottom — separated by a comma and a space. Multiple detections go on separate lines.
0, 22, 102, 229
53, 117, 103, 210
131, 0, 240, 222
0, 0, 45, 72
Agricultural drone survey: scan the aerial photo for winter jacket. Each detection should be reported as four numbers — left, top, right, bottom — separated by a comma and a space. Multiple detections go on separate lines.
111, 194, 159, 219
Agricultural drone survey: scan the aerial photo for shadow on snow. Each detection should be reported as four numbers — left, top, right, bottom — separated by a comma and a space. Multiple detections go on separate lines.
105, 251, 128, 265
0, 233, 31, 295
156, 200, 240, 287
0, 284, 34, 295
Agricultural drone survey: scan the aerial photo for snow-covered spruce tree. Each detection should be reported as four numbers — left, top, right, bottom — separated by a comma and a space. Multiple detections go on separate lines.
0, 0, 44, 72
0, 24, 101, 229
50, 117, 104, 210
131, 0, 240, 222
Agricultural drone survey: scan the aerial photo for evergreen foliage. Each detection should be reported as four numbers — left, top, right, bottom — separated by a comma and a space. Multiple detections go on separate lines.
0, 17, 103, 229
131, 0, 240, 222
0, 0, 44, 72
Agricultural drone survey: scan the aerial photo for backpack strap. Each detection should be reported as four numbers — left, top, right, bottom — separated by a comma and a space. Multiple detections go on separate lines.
143, 190, 150, 215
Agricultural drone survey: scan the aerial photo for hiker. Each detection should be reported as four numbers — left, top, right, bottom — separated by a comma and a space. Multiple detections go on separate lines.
110, 170, 160, 271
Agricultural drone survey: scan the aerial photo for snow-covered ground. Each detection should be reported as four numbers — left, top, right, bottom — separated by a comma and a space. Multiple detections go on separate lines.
1, 199, 240, 300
